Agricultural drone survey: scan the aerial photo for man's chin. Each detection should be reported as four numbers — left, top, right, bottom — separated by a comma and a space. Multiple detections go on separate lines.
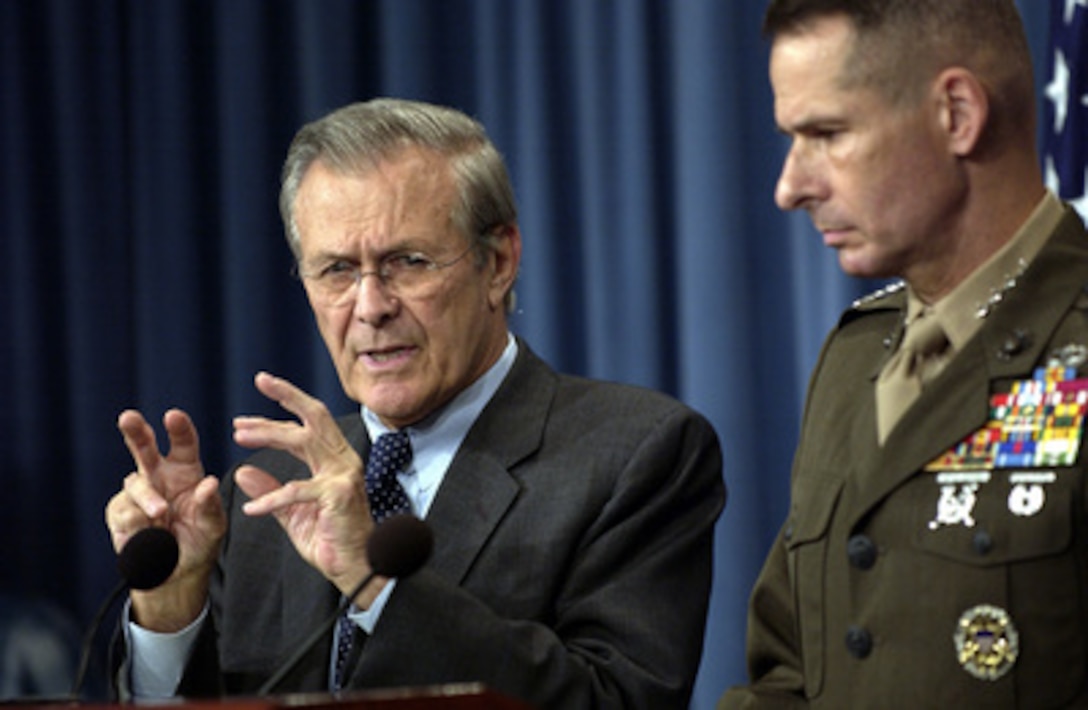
355, 387, 424, 428
837, 252, 887, 281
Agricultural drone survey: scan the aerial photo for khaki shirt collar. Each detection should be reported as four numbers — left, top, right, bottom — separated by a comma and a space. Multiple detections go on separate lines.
911, 191, 1064, 352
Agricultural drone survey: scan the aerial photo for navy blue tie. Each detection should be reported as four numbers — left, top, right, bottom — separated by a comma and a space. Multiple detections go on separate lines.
331, 431, 413, 691
363, 431, 414, 524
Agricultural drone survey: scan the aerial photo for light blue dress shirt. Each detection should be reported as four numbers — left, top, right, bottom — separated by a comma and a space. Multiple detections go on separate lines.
340, 334, 518, 647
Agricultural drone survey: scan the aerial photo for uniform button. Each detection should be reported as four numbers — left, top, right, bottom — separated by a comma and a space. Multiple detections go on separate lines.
846, 534, 877, 570
845, 626, 873, 659
783, 524, 793, 542
973, 530, 993, 555
997, 330, 1030, 359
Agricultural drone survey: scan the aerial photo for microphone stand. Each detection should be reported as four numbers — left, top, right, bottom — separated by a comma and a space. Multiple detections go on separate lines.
69, 527, 179, 700
258, 515, 433, 696
69, 580, 128, 700
257, 570, 378, 696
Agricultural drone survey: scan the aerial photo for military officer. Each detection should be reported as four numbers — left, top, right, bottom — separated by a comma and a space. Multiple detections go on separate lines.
720, 1, 1088, 707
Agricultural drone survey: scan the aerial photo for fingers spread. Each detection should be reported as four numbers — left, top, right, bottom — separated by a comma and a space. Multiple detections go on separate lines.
163, 409, 201, 464
118, 410, 163, 479
233, 416, 305, 451
236, 465, 318, 516
254, 371, 336, 431
238, 372, 361, 479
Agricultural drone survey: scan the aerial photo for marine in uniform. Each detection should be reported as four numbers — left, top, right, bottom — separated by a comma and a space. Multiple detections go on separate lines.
726, 198, 1088, 708
721, 0, 1088, 705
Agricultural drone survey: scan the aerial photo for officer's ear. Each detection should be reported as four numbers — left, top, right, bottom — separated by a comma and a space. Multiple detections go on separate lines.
934, 67, 989, 158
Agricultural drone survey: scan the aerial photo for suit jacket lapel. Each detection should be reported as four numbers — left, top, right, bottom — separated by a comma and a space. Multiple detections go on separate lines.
423, 341, 554, 584
266, 349, 552, 687
276, 550, 338, 691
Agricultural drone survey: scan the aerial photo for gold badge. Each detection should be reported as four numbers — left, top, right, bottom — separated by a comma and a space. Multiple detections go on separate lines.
954, 604, 1019, 680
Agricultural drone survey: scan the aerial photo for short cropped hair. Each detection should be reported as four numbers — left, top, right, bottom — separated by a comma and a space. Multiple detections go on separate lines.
762, 0, 1035, 135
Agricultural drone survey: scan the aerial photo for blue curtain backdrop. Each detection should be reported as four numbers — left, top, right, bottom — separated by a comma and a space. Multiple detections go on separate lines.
0, 1, 1052, 706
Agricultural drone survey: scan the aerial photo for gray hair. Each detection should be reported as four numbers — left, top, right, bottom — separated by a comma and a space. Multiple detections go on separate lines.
279, 98, 519, 308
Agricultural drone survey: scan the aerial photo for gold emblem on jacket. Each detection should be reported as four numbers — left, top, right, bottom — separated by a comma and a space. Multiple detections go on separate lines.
954, 604, 1019, 680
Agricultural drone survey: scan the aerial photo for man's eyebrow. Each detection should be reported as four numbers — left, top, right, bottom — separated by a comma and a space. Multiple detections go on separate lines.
305, 239, 430, 264
306, 249, 355, 263
778, 115, 848, 135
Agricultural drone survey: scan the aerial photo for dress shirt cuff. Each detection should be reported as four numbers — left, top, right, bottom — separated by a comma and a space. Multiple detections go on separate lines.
124, 598, 208, 699
351, 579, 396, 634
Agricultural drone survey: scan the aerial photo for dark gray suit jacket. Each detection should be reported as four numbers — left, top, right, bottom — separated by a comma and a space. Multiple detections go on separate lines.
177, 341, 725, 709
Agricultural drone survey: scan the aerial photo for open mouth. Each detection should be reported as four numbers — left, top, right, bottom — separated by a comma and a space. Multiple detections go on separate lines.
364, 346, 415, 363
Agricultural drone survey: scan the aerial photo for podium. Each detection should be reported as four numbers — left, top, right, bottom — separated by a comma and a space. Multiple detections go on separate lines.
261, 684, 531, 709
2, 684, 532, 710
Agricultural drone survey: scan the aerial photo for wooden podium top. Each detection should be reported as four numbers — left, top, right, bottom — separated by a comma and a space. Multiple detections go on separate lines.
265, 683, 531, 709
3, 683, 532, 710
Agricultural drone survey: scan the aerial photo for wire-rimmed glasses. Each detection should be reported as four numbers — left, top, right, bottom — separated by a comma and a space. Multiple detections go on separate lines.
295, 242, 476, 307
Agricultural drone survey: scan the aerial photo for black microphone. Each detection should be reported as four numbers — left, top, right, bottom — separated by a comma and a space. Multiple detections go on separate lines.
69, 527, 180, 699
258, 514, 434, 696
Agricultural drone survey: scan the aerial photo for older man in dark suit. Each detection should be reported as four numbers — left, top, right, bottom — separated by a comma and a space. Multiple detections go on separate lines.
106, 98, 725, 710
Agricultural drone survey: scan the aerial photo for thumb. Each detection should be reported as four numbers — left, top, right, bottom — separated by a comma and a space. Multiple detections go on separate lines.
191, 475, 227, 538
234, 465, 282, 502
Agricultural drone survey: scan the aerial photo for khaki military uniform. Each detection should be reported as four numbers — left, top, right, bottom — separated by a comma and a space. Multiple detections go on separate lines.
721, 204, 1088, 709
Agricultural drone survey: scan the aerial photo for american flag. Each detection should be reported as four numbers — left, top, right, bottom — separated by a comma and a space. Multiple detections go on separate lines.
1044, 0, 1088, 220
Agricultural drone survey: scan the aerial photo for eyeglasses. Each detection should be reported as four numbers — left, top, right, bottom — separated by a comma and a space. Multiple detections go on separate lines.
295, 243, 476, 307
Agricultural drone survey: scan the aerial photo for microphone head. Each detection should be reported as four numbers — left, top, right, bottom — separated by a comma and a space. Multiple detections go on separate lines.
117, 527, 180, 590
367, 514, 433, 578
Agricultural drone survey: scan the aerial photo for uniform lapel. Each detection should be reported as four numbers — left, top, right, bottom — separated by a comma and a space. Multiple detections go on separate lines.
861, 338, 994, 510
851, 208, 1088, 523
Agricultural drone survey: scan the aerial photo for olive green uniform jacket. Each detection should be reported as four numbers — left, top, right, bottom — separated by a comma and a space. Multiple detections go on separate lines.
722, 205, 1088, 709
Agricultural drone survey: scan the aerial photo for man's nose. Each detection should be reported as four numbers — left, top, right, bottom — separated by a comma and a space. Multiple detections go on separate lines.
353, 271, 399, 325
774, 143, 820, 211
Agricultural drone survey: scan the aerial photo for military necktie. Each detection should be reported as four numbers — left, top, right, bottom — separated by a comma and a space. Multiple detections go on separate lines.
331, 431, 413, 691
876, 314, 949, 443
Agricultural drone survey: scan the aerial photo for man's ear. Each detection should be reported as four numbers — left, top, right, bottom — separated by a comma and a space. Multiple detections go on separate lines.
935, 67, 989, 157
487, 224, 521, 311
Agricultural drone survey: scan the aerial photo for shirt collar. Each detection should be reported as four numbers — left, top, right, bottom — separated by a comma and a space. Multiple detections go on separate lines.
917, 191, 1063, 351
361, 332, 518, 452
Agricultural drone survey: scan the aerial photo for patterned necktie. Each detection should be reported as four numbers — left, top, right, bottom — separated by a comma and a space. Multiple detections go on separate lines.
331, 431, 414, 691
876, 315, 949, 443
363, 431, 414, 523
